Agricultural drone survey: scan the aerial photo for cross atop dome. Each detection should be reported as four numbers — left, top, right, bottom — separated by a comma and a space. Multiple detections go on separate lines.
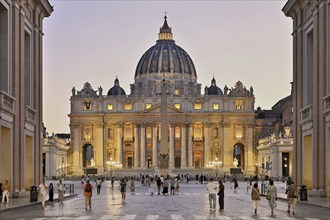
158, 13, 173, 40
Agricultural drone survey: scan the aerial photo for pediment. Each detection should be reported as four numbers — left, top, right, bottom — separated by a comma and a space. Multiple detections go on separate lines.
143, 104, 185, 114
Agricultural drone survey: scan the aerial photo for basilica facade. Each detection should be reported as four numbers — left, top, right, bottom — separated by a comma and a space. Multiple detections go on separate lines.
68, 16, 256, 176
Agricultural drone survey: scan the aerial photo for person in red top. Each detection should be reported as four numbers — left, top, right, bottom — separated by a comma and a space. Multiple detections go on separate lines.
83, 179, 93, 210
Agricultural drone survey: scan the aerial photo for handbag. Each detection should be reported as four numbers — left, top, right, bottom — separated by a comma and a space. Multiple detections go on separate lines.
266, 194, 271, 200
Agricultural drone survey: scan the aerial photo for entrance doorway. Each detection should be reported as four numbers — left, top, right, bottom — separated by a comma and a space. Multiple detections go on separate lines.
83, 144, 94, 168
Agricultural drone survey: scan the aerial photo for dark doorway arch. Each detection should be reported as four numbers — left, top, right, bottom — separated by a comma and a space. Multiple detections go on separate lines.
233, 143, 245, 168
83, 144, 94, 168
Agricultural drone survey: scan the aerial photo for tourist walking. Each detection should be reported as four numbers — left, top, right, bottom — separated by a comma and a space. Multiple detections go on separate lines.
287, 180, 298, 215
218, 179, 225, 210
48, 183, 54, 205
96, 178, 102, 195
149, 178, 154, 195
130, 177, 135, 195
251, 182, 261, 214
83, 179, 93, 210
206, 178, 218, 211
156, 177, 162, 195
57, 180, 64, 204
120, 178, 127, 203
38, 179, 48, 208
162, 178, 169, 195
266, 180, 277, 215
233, 179, 239, 193
1, 180, 9, 204
110, 176, 115, 190
170, 178, 175, 195
175, 177, 180, 194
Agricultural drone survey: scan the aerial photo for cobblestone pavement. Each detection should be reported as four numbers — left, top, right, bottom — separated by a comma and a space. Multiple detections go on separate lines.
0, 180, 329, 220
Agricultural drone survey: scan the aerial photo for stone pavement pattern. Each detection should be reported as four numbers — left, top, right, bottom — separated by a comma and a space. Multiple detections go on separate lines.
0, 181, 329, 220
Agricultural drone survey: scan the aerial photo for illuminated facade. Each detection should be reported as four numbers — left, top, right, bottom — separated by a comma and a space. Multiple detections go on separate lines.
283, 0, 330, 197
69, 16, 256, 176
0, 0, 53, 196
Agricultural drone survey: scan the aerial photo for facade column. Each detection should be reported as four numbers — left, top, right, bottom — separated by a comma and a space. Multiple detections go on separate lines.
134, 124, 140, 168
188, 124, 193, 168
152, 126, 158, 168
181, 124, 187, 168
169, 125, 175, 169
117, 124, 123, 165
140, 124, 146, 168
204, 124, 210, 168
71, 123, 82, 175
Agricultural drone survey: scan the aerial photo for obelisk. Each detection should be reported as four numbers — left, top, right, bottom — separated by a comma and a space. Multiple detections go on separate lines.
159, 77, 168, 176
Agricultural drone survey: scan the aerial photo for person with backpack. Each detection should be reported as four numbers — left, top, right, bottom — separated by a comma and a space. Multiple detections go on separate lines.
83, 179, 93, 210
287, 181, 298, 215
251, 182, 261, 214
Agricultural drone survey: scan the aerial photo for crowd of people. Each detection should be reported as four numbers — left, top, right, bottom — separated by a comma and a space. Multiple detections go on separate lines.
0, 174, 300, 216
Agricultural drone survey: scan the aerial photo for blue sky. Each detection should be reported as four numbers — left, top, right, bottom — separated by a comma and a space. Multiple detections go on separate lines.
43, 0, 292, 133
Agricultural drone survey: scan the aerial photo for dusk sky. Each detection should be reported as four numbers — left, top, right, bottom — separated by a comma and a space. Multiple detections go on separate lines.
43, 0, 292, 134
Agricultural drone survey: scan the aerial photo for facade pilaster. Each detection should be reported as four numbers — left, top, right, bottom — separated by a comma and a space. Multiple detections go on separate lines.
140, 124, 146, 168
204, 123, 210, 168
181, 124, 187, 168
187, 123, 193, 168
117, 124, 123, 165
71, 123, 82, 175
152, 125, 158, 168
169, 124, 175, 169
134, 124, 140, 168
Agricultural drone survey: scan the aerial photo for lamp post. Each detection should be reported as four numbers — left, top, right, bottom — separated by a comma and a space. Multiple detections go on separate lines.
206, 158, 222, 181
106, 158, 122, 178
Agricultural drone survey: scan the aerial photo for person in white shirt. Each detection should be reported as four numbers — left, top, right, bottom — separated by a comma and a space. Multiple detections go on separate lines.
206, 178, 218, 210
38, 179, 48, 208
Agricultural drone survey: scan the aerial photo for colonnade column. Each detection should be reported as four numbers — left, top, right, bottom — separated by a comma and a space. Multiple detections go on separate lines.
152, 126, 158, 168
117, 124, 123, 165
169, 125, 175, 169
140, 124, 146, 168
181, 124, 187, 168
204, 124, 210, 168
188, 124, 193, 168
134, 125, 140, 168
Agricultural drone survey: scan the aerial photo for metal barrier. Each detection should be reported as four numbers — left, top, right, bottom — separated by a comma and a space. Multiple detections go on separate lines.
63, 184, 74, 194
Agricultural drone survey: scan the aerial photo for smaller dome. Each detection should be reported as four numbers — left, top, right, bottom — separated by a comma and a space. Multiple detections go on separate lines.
207, 77, 223, 95
107, 78, 126, 96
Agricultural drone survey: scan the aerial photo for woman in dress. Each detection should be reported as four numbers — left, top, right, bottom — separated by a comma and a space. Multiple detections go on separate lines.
266, 180, 277, 215
218, 180, 225, 210
120, 178, 127, 203
130, 177, 135, 195
48, 183, 54, 204
57, 180, 64, 204
251, 182, 261, 214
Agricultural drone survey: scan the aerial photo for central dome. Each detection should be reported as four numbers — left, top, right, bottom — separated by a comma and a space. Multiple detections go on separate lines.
135, 16, 197, 78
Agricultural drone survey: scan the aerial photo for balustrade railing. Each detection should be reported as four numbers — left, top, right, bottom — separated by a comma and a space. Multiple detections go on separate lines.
300, 105, 312, 121
0, 91, 15, 112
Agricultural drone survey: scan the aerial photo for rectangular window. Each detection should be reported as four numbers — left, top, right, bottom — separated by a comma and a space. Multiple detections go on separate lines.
194, 100, 202, 110
174, 103, 180, 109
124, 102, 132, 110
107, 104, 113, 110
305, 30, 313, 106
146, 103, 152, 109
174, 89, 180, 96
0, 4, 9, 93
175, 127, 180, 139
213, 103, 219, 110
24, 30, 32, 107
235, 100, 243, 110
84, 101, 92, 110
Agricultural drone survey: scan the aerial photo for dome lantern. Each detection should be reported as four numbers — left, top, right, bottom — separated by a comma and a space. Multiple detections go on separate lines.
158, 14, 173, 41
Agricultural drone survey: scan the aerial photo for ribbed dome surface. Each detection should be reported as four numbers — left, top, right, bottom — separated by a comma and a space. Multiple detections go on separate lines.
135, 16, 196, 78
107, 78, 126, 96
135, 42, 196, 77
